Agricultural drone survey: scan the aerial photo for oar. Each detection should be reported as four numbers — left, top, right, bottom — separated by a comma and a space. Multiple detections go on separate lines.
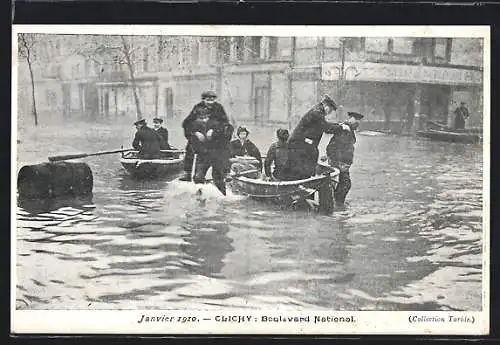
48, 148, 133, 162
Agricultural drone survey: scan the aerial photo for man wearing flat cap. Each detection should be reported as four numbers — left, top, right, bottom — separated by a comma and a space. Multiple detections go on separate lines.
132, 119, 162, 159
180, 91, 232, 182
152, 117, 172, 150
326, 111, 364, 208
281, 95, 342, 181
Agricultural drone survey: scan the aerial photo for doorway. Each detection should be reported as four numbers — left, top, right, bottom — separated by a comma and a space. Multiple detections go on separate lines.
254, 86, 269, 124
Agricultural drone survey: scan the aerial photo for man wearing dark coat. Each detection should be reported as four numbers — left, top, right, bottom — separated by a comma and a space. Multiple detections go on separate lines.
326, 111, 364, 207
281, 95, 341, 181
453, 102, 470, 130
264, 128, 289, 180
180, 91, 230, 181
229, 126, 263, 173
190, 113, 234, 195
132, 119, 162, 159
152, 117, 171, 150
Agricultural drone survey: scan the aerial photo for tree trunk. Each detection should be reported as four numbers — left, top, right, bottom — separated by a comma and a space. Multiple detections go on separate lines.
26, 56, 38, 126
121, 36, 142, 120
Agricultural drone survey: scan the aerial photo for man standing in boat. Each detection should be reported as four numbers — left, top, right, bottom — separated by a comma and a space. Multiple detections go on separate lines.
152, 117, 171, 150
132, 119, 162, 159
180, 91, 230, 182
453, 101, 470, 130
326, 111, 364, 209
281, 95, 344, 181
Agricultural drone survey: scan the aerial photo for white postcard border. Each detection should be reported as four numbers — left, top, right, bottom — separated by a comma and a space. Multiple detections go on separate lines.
11, 25, 491, 335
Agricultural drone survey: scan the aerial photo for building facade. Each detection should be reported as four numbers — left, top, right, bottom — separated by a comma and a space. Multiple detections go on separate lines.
17, 35, 484, 131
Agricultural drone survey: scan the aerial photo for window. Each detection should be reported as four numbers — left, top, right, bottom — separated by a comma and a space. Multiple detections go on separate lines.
249, 37, 262, 60
277, 37, 292, 57
269, 37, 278, 59
260, 37, 270, 59
219, 37, 231, 63
365, 38, 388, 52
387, 39, 394, 53
324, 37, 341, 48
343, 38, 365, 52
191, 39, 199, 65
143, 48, 149, 72
434, 38, 447, 60
295, 37, 317, 49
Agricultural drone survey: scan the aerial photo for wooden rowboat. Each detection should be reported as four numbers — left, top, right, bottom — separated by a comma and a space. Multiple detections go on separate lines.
230, 162, 340, 214
416, 129, 480, 144
120, 150, 185, 179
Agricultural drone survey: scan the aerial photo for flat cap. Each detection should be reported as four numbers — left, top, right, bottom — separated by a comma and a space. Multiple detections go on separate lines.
348, 112, 364, 120
134, 119, 146, 126
152, 117, 163, 123
321, 95, 338, 111
201, 91, 217, 99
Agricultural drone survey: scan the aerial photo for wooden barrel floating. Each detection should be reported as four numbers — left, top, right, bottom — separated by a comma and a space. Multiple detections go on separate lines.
17, 162, 93, 198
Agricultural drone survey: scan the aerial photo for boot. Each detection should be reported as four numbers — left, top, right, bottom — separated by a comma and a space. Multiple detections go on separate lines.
179, 172, 192, 182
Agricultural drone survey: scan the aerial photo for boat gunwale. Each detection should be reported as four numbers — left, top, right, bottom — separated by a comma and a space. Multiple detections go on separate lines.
233, 173, 335, 187
120, 157, 184, 165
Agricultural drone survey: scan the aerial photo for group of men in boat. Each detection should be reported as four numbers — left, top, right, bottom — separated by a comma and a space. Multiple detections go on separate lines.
132, 117, 172, 159
131, 90, 364, 206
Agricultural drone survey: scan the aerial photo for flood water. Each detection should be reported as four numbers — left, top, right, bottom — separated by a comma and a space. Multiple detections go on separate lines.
15, 123, 484, 311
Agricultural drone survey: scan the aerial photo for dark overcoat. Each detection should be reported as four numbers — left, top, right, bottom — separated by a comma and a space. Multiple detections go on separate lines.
132, 126, 162, 158
282, 105, 338, 180
326, 124, 357, 165
155, 127, 171, 150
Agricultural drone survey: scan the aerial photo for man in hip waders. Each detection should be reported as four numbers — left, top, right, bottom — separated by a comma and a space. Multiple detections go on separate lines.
326, 111, 364, 209
281, 95, 339, 181
180, 91, 230, 181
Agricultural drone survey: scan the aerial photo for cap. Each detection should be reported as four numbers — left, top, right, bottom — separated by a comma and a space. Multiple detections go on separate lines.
134, 119, 146, 126
321, 95, 338, 111
348, 112, 364, 120
152, 117, 163, 123
237, 126, 250, 135
201, 91, 217, 99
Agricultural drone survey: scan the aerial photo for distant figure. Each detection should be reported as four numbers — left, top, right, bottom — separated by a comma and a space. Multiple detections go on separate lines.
264, 128, 289, 180
180, 91, 230, 182
229, 126, 262, 173
405, 99, 415, 133
326, 111, 364, 207
132, 119, 162, 159
454, 102, 470, 130
152, 117, 171, 150
281, 95, 339, 181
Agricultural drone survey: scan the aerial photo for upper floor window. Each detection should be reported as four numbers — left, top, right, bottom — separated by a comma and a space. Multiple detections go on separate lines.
434, 38, 447, 60
269, 37, 279, 59
249, 37, 262, 60
324, 37, 341, 48
343, 37, 365, 52
143, 48, 149, 72
277, 37, 292, 57
365, 38, 388, 52
295, 37, 317, 49
392, 38, 412, 54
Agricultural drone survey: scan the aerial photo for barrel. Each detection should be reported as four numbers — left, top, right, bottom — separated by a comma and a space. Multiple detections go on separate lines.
17, 162, 93, 198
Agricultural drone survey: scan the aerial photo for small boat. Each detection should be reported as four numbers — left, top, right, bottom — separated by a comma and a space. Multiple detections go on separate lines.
416, 129, 480, 144
229, 161, 340, 214
120, 150, 185, 179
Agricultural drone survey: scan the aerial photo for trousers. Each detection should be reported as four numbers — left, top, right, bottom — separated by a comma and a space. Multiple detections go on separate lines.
329, 160, 352, 205
183, 142, 195, 173
193, 150, 228, 195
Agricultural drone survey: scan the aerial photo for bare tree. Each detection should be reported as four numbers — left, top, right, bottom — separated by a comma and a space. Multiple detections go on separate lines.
75, 35, 177, 121
18, 33, 38, 126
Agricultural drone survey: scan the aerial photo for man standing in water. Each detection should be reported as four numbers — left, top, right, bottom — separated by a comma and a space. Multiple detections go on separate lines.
132, 119, 162, 159
326, 111, 364, 209
281, 95, 342, 180
180, 91, 230, 181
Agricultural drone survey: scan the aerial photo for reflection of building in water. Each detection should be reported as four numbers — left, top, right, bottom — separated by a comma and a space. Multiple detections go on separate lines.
18, 35, 483, 131
180, 210, 234, 277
